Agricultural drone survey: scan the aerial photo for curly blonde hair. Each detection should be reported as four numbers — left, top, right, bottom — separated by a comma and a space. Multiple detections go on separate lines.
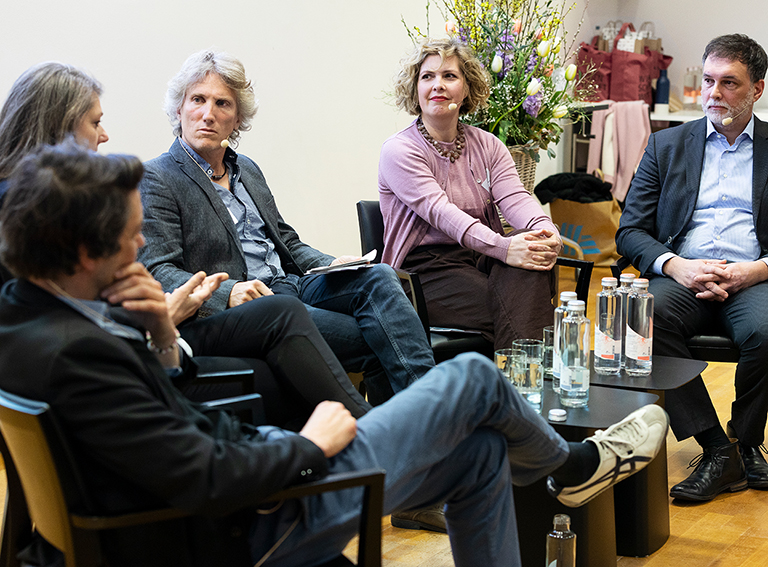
394, 37, 490, 116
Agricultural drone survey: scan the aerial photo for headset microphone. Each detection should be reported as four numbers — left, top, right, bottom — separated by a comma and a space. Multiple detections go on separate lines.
722, 107, 748, 126
220, 139, 230, 149
448, 103, 458, 110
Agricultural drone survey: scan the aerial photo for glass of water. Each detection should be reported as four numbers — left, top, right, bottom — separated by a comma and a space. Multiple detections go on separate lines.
511, 339, 545, 410
542, 326, 554, 376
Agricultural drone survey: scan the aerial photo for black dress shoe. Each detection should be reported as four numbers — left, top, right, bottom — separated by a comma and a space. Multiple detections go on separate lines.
739, 444, 768, 489
670, 441, 748, 502
391, 503, 447, 533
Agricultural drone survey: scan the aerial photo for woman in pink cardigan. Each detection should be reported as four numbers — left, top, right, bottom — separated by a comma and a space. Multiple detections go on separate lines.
378, 38, 562, 348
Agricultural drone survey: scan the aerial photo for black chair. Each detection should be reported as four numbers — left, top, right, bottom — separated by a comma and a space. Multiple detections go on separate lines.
610, 256, 739, 363
356, 200, 594, 362
0, 389, 385, 567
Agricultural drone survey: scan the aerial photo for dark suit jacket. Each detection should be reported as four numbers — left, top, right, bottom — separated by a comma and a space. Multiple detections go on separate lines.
616, 116, 768, 275
137, 140, 334, 318
0, 279, 327, 566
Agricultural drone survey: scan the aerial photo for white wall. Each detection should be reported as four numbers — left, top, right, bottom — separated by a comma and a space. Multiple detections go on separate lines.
2, 0, 766, 253
1, 0, 429, 256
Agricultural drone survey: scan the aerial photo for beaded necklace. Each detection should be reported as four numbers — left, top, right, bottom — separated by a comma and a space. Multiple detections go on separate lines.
417, 117, 465, 163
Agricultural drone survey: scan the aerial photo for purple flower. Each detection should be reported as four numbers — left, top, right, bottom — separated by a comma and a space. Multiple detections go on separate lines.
527, 53, 538, 73
523, 93, 542, 117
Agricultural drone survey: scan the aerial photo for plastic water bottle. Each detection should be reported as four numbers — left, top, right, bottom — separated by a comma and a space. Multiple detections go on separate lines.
546, 514, 576, 567
552, 291, 578, 393
655, 69, 670, 114
626, 278, 653, 376
618, 273, 635, 369
560, 300, 590, 407
594, 277, 621, 375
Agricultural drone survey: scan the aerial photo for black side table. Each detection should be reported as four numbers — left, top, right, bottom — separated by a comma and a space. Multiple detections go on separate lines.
589, 354, 707, 557
514, 384, 659, 567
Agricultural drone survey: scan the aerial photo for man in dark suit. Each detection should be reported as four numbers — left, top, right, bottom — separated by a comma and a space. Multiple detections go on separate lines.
617, 34, 768, 502
0, 140, 668, 567
137, 50, 434, 407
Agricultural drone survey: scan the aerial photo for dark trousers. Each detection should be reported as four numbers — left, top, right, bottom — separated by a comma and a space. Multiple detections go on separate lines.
179, 295, 371, 422
401, 244, 556, 349
650, 276, 768, 445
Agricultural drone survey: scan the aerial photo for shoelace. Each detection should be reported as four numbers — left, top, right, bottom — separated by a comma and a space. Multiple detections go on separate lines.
687, 450, 729, 471
591, 418, 645, 457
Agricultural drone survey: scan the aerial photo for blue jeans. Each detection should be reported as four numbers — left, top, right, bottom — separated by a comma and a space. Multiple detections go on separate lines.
298, 264, 435, 403
251, 353, 570, 567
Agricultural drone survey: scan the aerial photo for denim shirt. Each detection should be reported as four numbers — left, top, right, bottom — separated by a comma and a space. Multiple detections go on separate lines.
179, 139, 285, 285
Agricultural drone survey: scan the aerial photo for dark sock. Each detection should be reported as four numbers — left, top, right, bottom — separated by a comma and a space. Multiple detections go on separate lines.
550, 441, 600, 487
693, 425, 730, 450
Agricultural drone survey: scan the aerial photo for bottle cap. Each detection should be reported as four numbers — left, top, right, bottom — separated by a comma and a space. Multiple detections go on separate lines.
566, 299, 585, 312
559, 291, 578, 301
601, 277, 618, 286
548, 408, 567, 422
620, 273, 636, 283
632, 278, 649, 289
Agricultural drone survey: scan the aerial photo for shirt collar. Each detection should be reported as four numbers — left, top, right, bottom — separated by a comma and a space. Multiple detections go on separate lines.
706, 114, 755, 142
178, 137, 239, 174
51, 291, 145, 342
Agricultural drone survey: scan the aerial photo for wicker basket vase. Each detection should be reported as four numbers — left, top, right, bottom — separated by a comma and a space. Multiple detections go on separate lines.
507, 145, 539, 194
498, 145, 539, 230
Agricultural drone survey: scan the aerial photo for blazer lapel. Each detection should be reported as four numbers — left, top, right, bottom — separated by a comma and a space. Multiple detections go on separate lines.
681, 118, 707, 226
169, 140, 243, 254
752, 118, 768, 251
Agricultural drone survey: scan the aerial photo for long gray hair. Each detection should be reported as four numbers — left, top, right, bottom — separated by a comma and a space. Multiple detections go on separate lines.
164, 49, 258, 147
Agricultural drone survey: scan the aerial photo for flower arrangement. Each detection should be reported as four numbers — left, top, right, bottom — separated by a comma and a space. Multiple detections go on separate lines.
404, 0, 593, 160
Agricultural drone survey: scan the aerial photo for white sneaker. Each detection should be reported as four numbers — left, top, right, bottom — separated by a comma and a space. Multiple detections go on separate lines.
547, 404, 669, 507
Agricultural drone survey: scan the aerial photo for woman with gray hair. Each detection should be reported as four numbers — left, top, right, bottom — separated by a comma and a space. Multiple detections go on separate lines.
379, 37, 562, 347
0, 62, 108, 183
0, 62, 108, 284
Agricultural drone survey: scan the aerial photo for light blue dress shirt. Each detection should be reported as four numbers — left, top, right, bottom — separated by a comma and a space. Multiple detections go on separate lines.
179, 139, 285, 285
653, 116, 768, 273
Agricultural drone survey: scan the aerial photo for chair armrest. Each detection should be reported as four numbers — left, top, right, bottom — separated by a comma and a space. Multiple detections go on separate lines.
200, 393, 265, 425
266, 468, 385, 567
392, 268, 430, 337
194, 356, 256, 394
560, 235, 585, 260
610, 256, 632, 279
556, 257, 594, 305
74, 468, 385, 567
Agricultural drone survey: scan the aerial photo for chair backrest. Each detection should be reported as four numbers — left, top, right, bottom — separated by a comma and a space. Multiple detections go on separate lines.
356, 201, 385, 264
0, 389, 82, 560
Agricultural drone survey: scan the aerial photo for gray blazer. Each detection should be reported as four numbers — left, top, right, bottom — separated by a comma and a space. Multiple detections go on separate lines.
138, 139, 334, 318
616, 116, 768, 275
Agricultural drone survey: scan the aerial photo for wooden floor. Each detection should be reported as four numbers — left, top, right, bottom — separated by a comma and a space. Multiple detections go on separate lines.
344, 266, 768, 566
2, 267, 766, 566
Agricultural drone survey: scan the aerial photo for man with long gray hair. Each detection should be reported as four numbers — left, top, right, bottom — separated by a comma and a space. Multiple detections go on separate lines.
138, 49, 434, 410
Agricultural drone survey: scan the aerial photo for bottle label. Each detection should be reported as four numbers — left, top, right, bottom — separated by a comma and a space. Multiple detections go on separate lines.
625, 325, 651, 360
594, 325, 619, 359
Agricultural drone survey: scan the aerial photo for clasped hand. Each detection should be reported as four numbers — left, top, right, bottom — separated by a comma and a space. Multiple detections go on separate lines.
504, 228, 562, 270
664, 257, 768, 301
